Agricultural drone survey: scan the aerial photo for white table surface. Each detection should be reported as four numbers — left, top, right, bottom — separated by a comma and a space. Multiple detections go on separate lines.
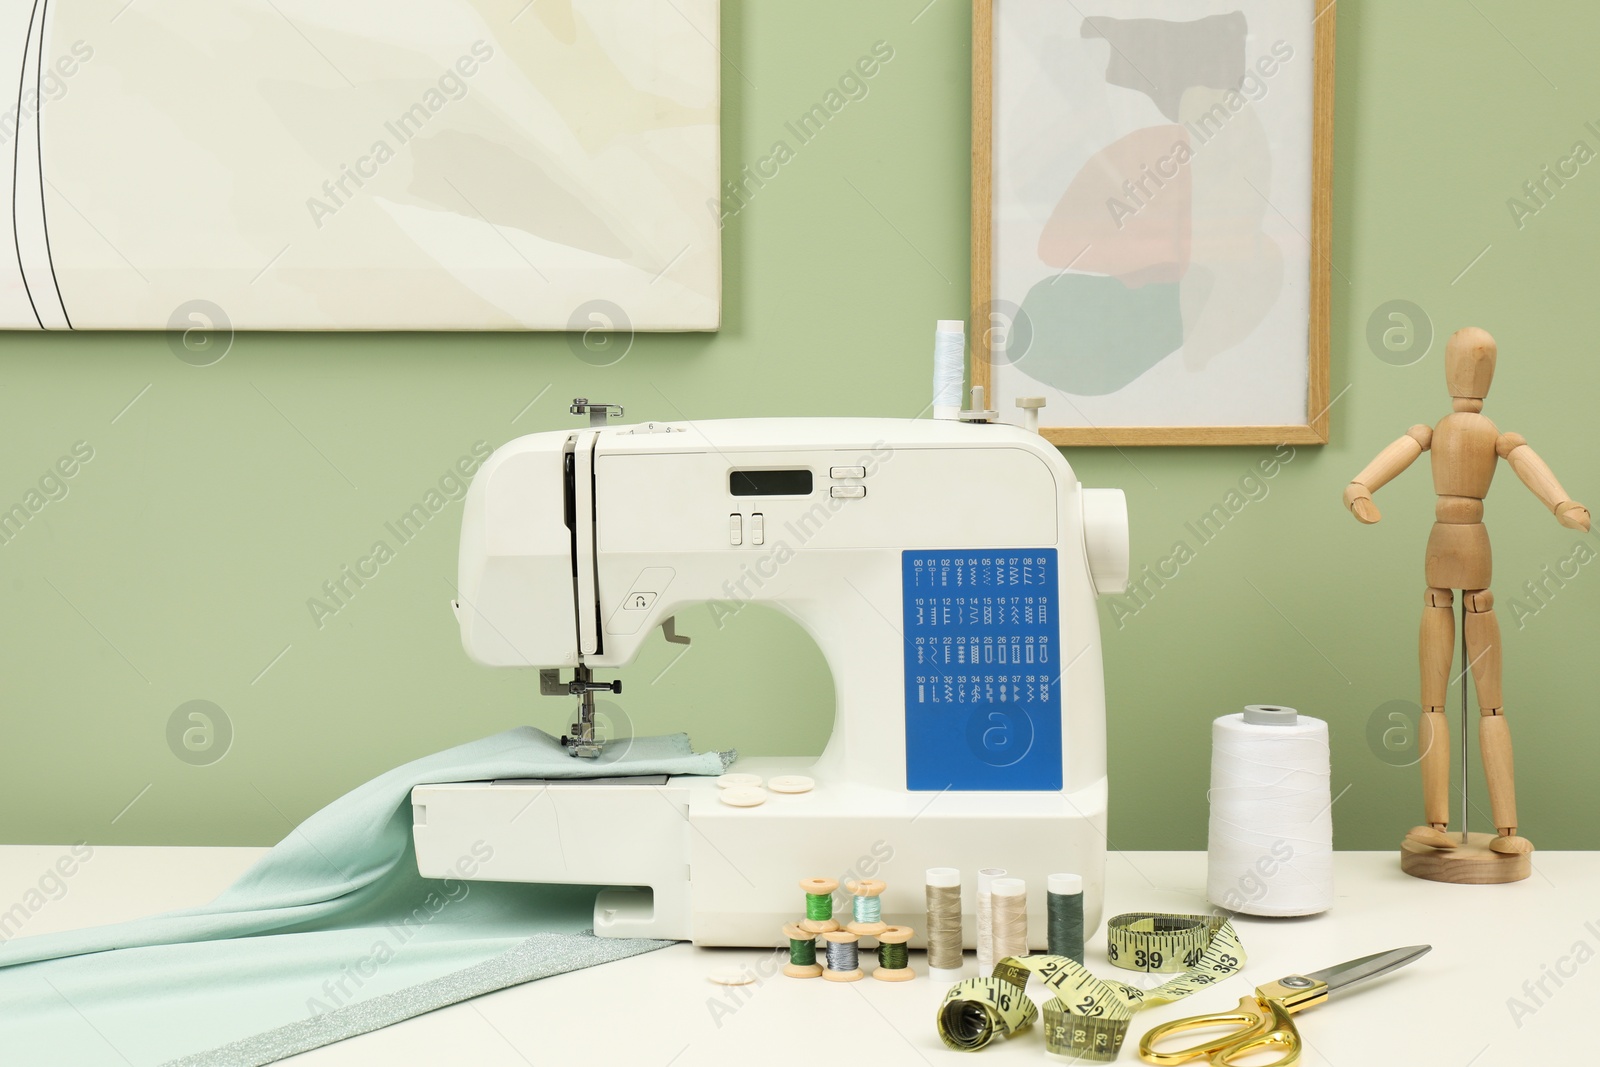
1, 846, 1589, 1065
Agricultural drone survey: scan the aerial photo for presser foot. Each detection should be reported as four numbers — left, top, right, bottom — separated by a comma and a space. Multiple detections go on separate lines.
562, 722, 603, 759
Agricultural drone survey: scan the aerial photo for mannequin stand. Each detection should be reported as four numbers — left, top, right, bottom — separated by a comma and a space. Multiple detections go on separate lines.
1401, 832, 1529, 883
1399, 599, 1530, 884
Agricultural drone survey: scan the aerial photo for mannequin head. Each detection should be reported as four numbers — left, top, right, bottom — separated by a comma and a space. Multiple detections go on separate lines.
1446, 327, 1496, 409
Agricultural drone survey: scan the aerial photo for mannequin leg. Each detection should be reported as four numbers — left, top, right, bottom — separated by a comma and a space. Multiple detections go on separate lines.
1408, 588, 1456, 848
1464, 589, 1532, 854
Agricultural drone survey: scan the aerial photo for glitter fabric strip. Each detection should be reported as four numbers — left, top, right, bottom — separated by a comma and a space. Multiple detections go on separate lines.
164, 931, 673, 1067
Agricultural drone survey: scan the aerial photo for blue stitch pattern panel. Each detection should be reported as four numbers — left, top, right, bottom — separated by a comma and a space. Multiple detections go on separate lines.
902, 549, 1063, 791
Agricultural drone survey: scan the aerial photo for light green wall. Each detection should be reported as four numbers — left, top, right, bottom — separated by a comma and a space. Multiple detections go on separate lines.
4, 1, 1598, 850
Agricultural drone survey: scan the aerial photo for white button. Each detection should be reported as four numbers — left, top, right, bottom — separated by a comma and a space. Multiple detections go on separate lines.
729, 514, 743, 545
708, 967, 757, 986
719, 787, 767, 808
622, 591, 656, 610
768, 775, 814, 794
750, 513, 764, 545
716, 773, 763, 789
830, 485, 866, 499
831, 465, 866, 479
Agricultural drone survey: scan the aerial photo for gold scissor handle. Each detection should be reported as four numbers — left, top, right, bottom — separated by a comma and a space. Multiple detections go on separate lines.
1139, 995, 1302, 1067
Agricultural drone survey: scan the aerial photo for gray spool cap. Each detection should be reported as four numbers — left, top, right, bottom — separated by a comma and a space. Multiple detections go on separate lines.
1243, 704, 1298, 726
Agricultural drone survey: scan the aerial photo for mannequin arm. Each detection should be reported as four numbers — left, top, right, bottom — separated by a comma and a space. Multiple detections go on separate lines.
1344, 425, 1432, 524
1498, 433, 1591, 531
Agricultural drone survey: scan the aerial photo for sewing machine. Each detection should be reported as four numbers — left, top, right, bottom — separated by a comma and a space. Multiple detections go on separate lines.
411, 406, 1128, 947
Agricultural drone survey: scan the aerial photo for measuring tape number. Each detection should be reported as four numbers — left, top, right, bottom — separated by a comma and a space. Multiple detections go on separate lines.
936, 912, 1246, 1061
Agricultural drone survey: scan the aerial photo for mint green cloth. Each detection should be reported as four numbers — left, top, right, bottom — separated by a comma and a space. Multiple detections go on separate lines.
0, 727, 727, 1066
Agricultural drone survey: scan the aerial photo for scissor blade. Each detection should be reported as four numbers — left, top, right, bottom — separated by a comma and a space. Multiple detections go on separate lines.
1305, 945, 1431, 996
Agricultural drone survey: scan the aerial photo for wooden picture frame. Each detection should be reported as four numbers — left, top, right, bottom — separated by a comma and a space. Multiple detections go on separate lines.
972, 0, 1335, 446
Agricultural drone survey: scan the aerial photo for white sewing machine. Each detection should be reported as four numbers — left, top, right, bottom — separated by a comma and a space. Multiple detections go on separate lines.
412, 404, 1128, 948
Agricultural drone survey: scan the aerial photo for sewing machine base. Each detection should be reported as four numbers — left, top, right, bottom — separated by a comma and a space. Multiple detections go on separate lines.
412, 759, 1107, 947
1399, 831, 1530, 884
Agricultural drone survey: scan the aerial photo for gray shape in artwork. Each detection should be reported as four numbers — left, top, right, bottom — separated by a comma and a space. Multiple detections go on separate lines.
1080, 12, 1248, 122
1016, 273, 1183, 396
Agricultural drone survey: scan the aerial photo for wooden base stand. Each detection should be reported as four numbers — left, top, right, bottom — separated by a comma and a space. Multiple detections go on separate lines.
1400, 831, 1531, 884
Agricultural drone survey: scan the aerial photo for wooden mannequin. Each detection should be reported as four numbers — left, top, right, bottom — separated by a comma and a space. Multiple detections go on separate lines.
1343, 327, 1589, 882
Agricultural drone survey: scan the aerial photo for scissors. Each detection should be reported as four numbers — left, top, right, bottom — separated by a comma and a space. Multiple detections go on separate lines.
1138, 945, 1430, 1066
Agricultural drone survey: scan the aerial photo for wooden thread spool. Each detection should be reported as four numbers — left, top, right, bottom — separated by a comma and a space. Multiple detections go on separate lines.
782, 922, 822, 979
872, 925, 915, 982
845, 878, 888, 936
799, 877, 840, 933
821, 930, 863, 982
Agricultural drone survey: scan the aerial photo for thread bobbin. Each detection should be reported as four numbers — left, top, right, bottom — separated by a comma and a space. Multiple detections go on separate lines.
781, 922, 822, 979
799, 877, 840, 933
845, 878, 888, 936
820, 930, 863, 982
872, 925, 915, 982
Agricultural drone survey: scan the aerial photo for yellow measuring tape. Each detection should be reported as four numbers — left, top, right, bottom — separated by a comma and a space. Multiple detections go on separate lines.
936, 913, 1246, 1061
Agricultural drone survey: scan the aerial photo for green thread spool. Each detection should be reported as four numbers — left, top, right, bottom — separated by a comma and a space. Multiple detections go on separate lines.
798, 877, 840, 933
1047, 872, 1085, 964
872, 924, 915, 982
782, 922, 822, 978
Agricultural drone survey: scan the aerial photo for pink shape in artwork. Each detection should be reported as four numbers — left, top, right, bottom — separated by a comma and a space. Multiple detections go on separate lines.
1038, 124, 1192, 288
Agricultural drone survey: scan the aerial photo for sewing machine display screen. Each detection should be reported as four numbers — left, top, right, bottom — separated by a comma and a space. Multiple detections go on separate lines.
729, 469, 813, 496
901, 550, 1063, 791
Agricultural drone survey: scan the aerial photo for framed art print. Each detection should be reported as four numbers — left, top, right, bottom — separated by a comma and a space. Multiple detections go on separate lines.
972, 0, 1334, 445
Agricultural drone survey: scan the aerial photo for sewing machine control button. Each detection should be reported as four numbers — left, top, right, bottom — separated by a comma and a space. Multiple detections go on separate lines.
830, 485, 866, 499
716, 773, 763, 789
719, 786, 767, 807
728, 513, 743, 545
750, 513, 764, 545
830, 465, 866, 479
623, 591, 656, 610
768, 775, 814, 794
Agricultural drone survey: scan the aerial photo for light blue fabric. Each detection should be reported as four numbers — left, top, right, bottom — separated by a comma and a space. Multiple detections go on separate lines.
0, 727, 726, 1066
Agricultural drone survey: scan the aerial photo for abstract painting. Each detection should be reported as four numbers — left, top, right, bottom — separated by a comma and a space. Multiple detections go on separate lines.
1, 0, 721, 331
972, 0, 1333, 445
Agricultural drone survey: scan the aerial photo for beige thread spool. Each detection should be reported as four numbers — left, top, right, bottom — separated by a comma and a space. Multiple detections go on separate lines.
872, 925, 915, 982
991, 877, 1029, 962
845, 878, 888, 936
799, 877, 840, 933
821, 930, 864, 982
925, 867, 964, 979
782, 922, 823, 979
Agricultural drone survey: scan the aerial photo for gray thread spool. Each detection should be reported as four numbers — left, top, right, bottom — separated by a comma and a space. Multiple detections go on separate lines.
824, 936, 858, 971
925, 867, 964, 976
1046, 872, 1084, 963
